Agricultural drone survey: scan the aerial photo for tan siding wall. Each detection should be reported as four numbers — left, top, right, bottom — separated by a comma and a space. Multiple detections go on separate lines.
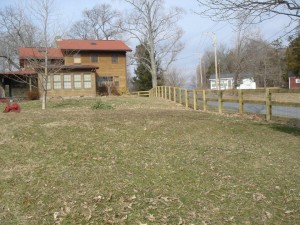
97, 52, 127, 89
64, 51, 128, 90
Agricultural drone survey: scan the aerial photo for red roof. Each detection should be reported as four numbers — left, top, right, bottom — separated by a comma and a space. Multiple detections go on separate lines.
19, 48, 63, 59
0, 70, 37, 76
57, 39, 132, 52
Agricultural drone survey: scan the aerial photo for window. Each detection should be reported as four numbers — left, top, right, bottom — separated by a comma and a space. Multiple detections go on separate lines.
53, 75, 61, 89
74, 74, 82, 89
47, 76, 51, 90
91, 54, 98, 63
74, 54, 81, 64
64, 74, 72, 89
98, 76, 113, 87
114, 76, 119, 86
84, 74, 92, 88
112, 55, 118, 64
211, 80, 216, 89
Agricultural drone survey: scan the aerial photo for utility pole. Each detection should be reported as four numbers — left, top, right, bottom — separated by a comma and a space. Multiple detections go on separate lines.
199, 56, 203, 89
213, 32, 220, 90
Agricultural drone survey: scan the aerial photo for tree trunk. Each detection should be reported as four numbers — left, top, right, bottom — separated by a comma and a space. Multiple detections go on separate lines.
42, 91, 46, 110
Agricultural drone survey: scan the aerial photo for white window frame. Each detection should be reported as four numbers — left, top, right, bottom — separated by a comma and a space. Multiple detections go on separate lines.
53, 74, 62, 89
84, 74, 92, 89
74, 74, 82, 89
64, 74, 72, 89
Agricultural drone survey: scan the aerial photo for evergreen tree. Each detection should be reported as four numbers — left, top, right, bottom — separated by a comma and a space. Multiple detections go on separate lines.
133, 44, 152, 91
133, 43, 163, 91
286, 35, 300, 77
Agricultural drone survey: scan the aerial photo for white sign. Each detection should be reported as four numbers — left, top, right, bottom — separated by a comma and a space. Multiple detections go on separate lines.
296, 79, 300, 83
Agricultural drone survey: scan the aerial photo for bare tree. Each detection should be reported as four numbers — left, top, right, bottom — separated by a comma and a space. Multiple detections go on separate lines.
69, 3, 123, 40
245, 38, 285, 87
68, 19, 94, 40
0, 5, 38, 71
123, 0, 184, 87
0, 5, 39, 97
196, 0, 300, 24
164, 67, 186, 88
230, 17, 262, 87
29, 0, 57, 109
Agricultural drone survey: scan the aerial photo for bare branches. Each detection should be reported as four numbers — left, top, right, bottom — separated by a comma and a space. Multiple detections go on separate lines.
196, 0, 300, 24
124, 0, 184, 87
164, 67, 186, 87
69, 4, 124, 40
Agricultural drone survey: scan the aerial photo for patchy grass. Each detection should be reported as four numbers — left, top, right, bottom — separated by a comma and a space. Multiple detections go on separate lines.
0, 96, 299, 225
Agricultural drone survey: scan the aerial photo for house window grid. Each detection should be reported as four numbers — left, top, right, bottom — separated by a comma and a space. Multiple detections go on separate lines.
74, 74, 82, 89
98, 76, 114, 87
84, 74, 92, 89
53, 74, 62, 89
64, 74, 72, 89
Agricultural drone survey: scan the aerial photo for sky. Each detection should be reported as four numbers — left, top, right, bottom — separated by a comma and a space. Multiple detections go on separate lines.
0, 0, 296, 80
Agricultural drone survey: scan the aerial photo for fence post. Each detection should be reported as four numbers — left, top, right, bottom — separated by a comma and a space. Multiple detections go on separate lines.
165, 86, 167, 99
155, 86, 158, 97
266, 88, 272, 121
218, 90, 223, 113
238, 89, 244, 114
185, 89, 189, 108
138, 92, 140, 97
193, 90, 197, 110
179, 89, 182, 104
174, 87, 176, 102
203, 89, 207, 112
169, 86, 172, 100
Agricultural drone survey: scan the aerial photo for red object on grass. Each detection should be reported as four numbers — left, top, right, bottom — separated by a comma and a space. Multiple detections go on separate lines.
0, 98, 21, 113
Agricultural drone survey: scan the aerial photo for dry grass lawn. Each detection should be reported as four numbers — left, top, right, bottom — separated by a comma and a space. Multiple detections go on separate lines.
0, 96, 299, 224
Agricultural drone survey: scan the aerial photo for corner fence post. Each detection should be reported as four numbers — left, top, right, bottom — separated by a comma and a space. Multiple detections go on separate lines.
193, 90, 197, 110
169, 86, 172, 100
203, 89, 207, 112
266, 88, 272, 121
185, 89, 189, 108
238, 89, 244, 114
218, 90, 223, 114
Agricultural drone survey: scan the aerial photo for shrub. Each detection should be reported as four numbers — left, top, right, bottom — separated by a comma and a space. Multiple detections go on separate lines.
26, 90, 40, 100
91, 100, 114, 110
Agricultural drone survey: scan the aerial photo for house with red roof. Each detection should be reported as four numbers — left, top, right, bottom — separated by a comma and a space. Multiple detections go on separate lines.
0, 39, 132, 98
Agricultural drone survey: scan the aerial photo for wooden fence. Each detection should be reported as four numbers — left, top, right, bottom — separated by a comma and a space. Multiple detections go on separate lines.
132, 87, 300, 121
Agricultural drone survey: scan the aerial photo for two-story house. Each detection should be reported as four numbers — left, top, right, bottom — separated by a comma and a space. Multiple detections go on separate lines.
0, 39, 132, 98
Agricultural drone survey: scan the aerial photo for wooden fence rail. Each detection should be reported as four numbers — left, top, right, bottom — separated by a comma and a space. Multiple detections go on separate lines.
141, 86, 300, 121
